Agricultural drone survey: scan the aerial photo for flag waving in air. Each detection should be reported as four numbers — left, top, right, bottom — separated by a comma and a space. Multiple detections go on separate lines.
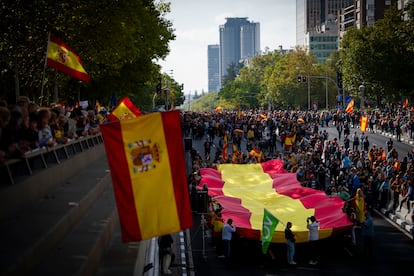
100, 110, 192, 242
403, 97, 409, 109
345, 98, 354, 113
107, 97, 141, 121
360, 116, 368, 132
262, 208, 280, 254
46, 34, 90, 82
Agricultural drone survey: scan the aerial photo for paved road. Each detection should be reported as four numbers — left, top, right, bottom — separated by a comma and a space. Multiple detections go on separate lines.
320, 124, 413, 160
187, 129, 414, 276
190, 212, 413, 276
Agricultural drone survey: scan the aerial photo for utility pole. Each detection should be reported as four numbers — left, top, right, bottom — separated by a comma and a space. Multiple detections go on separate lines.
326, 69, 329, 110
307, 74, 310, 110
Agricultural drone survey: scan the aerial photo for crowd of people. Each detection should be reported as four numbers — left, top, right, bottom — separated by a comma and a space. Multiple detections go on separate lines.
2, 95, 413, 265
0, 96, 105, 166
185, 106, 414, 262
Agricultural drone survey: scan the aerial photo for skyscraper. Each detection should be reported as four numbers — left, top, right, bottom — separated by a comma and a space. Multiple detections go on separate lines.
296, 0, 353, 62
219, 17, 260, 88
208, 44, 220, 92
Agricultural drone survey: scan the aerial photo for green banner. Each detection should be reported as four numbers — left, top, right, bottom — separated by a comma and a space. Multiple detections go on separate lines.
261, 208, 279, 254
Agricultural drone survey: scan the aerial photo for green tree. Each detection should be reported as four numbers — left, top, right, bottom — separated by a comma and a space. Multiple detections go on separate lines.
0, 0, 174, 109
339, 5, 414, 104
221, 61, 244, 86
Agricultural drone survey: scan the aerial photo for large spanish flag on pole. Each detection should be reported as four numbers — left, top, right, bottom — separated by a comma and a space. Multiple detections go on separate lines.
46, 34, 90, 82
100, 110, 192, 242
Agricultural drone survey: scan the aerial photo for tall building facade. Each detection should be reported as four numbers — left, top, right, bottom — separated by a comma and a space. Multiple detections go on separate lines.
297, 0, 398, 62
296, 0, 353, 62
339, 0, 397, 39
219, 17, 260, 88
207, 44, 220, 92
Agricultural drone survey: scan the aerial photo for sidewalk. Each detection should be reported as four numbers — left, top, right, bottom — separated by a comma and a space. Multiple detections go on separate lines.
379, 203, 413, 236
373, 129, 414, 235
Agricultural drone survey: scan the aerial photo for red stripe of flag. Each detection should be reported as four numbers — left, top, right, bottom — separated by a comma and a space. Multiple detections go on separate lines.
162, 111, 192, 229
100, 120, 141, 241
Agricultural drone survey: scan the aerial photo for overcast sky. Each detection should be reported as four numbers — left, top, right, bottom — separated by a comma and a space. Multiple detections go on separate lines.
158, 0, 296, 94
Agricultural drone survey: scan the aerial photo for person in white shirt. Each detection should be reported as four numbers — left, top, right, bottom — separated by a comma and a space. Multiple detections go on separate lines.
307, 216, 320, 265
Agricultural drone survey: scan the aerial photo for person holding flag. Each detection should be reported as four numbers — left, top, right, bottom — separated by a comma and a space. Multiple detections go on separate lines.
307, 216, 320, 265
222, 218, 236, 260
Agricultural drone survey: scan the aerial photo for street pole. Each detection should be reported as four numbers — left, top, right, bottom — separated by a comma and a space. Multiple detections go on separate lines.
326, 71, 329, 110
188, 92, 191, 111
307, 74, 310, 110
325, 76, 329, 110
359, 84, 365, 109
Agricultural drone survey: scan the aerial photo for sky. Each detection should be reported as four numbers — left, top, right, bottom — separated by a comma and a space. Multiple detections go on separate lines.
158, 0, 297, 95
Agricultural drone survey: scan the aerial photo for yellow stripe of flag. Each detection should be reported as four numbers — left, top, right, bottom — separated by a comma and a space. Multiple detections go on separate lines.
218, 164, 332, 243
120, 113, 180, 239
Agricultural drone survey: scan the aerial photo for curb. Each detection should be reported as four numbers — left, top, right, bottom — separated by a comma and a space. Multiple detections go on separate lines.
378, 208, 413, 239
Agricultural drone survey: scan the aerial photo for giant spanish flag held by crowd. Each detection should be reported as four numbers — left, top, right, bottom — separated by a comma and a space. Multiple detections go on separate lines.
100, 110, 192, 242
46, 34, 90, 82
107, 97, 142, 121
199, 159, 352, 243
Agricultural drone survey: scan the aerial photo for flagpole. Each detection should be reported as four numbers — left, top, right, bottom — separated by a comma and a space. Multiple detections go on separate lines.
40, 32, 51, 106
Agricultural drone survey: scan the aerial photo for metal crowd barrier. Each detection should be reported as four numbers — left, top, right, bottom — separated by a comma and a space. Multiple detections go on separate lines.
0, 134, 104, 185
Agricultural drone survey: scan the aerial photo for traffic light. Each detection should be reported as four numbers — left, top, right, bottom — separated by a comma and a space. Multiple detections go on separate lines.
297, 76, 302, 82
180, 84, 184, 90
302, 76, 307, 83
336, 71, 343, 89
156, 78, 162, 94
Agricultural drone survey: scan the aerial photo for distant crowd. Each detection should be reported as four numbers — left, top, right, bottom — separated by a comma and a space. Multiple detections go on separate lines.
0, 96, 105, 165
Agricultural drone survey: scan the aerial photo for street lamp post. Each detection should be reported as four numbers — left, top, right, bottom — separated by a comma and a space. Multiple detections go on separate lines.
359, 84, 365, 109
325, 69, 329, 110
307, 74, 311, 110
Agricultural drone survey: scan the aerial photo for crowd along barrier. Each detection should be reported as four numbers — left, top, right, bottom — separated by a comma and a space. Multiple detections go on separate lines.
0, 134, 104, 185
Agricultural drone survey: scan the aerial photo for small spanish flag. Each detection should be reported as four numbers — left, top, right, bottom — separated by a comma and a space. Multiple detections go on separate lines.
394, 160, 400, 171
222, 142, 228, 160
403, 97, 409, 109
284, 133, 296, 147
107, 97, 141, 121
345, 98, 354, 113
360, 116, 368, 132
46, 34, 90, 82
100, 110, 192, 242
249, 148, 263, 162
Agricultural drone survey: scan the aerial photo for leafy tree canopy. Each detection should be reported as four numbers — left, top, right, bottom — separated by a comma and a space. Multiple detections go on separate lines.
0, 0, 175, 110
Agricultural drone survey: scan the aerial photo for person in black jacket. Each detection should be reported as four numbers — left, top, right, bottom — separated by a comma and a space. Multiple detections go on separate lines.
285, 222, 296, 265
